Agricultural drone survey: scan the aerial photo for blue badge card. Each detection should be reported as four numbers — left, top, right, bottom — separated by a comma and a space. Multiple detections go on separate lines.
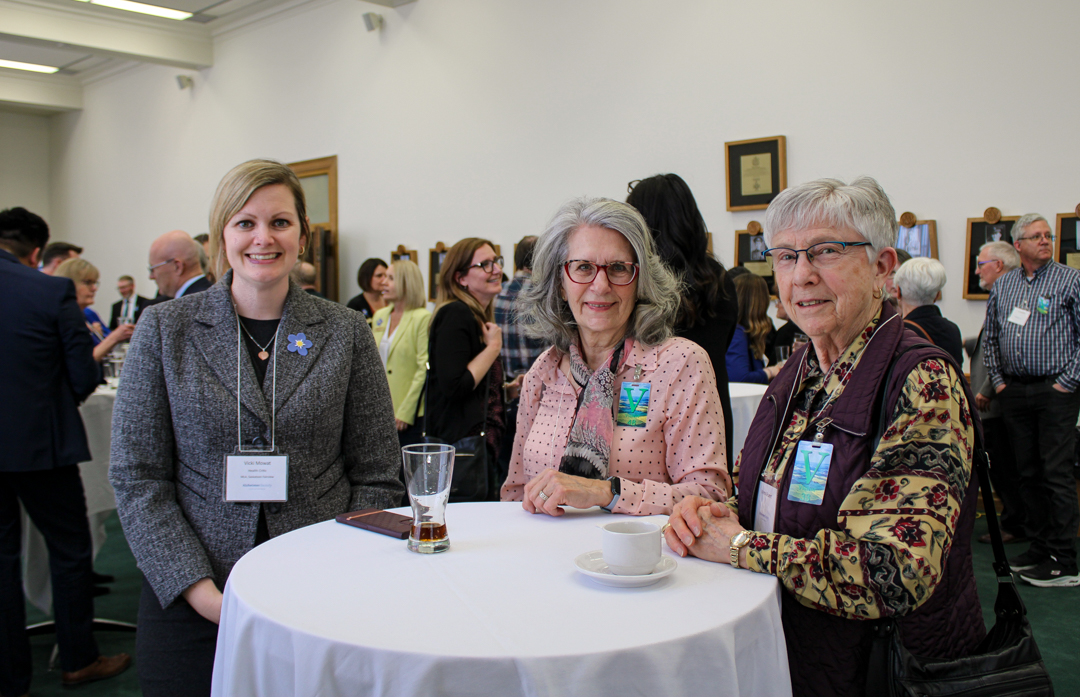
1036, 296, 1050, 315
616, 382, 650, 427
787, 441, 833, 505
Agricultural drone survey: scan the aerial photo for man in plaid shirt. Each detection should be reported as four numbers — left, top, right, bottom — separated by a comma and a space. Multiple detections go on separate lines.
983, 213, 1080, 587
494, 236, 548, 479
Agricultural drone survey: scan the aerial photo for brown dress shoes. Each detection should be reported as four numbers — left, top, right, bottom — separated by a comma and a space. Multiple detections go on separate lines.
60, 653, 132, 687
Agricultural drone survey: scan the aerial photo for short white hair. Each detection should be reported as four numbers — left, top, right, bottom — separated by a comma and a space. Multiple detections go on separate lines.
894, 257, 946, 306
763, 176, 897, 254
979, 241, 1020, 271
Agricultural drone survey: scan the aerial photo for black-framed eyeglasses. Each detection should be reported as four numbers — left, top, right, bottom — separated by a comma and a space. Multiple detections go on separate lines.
763, 241, 872, 271
563, 260, 639, 286
468, 256, 504, 273
148, 258, 176, 274
1018, 233, 1054, 242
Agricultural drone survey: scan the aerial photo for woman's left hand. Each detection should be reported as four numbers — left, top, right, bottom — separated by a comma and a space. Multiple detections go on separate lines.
522, 469, 615, 516
394, 419, 410, 432
665, 499, 746, 563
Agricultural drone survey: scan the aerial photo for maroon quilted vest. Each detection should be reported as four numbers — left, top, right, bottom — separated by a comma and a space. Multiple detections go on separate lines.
736, 302, 985, 697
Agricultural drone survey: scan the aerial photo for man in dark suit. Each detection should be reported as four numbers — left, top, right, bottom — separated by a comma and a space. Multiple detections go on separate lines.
147, 230, 211, 304
0, 207, 131, 696
108, 275, 151, 329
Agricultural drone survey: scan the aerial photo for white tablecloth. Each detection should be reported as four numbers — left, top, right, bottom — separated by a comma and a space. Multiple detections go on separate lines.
729, 382, 768, 459
213, 502, 790, 697
21, 387, 117, 612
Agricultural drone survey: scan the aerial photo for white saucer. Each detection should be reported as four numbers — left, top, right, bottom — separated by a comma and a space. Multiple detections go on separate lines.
574, 550, 676, 588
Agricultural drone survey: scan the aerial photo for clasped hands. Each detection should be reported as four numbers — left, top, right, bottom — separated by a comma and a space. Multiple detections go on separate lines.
664, 495, 748, 566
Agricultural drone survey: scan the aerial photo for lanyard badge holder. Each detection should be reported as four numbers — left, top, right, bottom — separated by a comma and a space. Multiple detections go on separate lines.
223, 313, 289, 503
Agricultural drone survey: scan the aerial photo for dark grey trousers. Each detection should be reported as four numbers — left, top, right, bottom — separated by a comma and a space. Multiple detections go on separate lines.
136, 577, 218, 697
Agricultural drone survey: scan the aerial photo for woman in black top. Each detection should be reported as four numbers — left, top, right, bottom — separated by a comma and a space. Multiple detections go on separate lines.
426, 238, 505, 499
346, 258, 389, 321
627, 174, 739, 469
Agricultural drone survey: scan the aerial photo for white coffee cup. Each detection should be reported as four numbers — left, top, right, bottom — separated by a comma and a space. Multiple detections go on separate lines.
601, 521, 661, 575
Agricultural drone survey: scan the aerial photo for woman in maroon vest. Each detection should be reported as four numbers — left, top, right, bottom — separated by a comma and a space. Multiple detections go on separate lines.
664, 177, 984, 697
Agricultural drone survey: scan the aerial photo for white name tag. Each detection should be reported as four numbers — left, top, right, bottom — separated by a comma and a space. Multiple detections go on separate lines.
754, 481, 778, 533
1007, 307, 1031, 326
224, 453, 289, 502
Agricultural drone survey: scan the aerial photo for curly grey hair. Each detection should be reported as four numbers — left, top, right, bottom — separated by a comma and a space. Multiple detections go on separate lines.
520, 197, 680, 352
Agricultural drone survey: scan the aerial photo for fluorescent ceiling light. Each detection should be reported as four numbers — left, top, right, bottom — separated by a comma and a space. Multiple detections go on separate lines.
73, 0, 193, 21
0, 59, 60, 74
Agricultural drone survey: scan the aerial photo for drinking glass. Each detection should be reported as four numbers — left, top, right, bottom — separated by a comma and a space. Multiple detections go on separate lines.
792, 333, 809, 351
402, 444, 455, 554
776, 345, 791, 363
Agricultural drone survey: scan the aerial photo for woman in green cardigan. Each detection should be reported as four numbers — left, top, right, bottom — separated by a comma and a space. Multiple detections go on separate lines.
371, 259, 431, 451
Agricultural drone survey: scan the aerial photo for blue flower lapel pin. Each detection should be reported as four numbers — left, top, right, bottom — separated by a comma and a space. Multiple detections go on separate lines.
287, 333, 313, 356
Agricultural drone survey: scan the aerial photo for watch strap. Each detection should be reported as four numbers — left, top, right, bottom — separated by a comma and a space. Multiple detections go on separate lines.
600, 476, 621, 512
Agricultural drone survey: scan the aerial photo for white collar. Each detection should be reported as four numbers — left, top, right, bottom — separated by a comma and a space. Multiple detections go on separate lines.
175, 274, 205, 298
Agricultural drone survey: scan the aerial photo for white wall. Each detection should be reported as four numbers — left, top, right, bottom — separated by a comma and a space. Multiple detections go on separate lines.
36, 0, 1080, 338
0, 111, 50, 220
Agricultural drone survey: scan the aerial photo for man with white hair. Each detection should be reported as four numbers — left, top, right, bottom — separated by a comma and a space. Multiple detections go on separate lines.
893, 257, 963, 365
147, 230, 210, 301
971, 241, 1027, 544
984, 213, 1080, 587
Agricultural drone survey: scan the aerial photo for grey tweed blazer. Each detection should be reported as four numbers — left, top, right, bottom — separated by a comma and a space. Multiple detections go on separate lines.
110, 273, 403, 608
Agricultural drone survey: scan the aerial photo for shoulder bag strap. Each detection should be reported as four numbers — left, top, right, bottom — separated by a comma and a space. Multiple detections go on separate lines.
903, 318, 933, 343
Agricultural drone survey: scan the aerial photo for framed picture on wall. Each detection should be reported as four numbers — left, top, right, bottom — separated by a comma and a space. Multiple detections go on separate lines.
428, 242, 448, 303
895, 220, 938, 259
1055, 212, 1080, 270
964, 216, 1018, 299
391, 245, 418, 265
725, 136, 787, 211
733, 230, 776, 296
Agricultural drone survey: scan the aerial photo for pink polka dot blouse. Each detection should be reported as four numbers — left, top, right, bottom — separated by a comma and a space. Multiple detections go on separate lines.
500, 337, 731, 515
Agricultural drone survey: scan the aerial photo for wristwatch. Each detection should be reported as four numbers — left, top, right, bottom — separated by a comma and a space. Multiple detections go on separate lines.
600, 476, 621, 512
729, 530, 752, 568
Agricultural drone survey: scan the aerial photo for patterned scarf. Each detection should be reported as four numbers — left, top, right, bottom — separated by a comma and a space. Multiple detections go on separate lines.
558, 338, 633, 479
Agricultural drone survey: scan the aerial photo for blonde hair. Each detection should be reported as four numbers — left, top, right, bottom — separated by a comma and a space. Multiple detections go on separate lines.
733, 273, 771, 360
391, 259, 425, 311
54, 258, 99, 286
433, 238, 497, 332
208, 160, 309, 280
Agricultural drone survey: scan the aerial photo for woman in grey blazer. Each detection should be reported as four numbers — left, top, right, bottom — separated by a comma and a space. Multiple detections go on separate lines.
110, 160, 403, 697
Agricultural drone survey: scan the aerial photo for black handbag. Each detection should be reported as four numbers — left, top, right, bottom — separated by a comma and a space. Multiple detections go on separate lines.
419, 363, 491, 503
865, 346, 1054, 697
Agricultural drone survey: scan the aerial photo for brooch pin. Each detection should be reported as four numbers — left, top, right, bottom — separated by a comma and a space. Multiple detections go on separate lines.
287, 333, 313, 356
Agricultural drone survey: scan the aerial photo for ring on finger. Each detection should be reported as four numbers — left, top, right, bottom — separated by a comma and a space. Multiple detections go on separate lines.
538, 490, 549, 502
660, 523, 671, 534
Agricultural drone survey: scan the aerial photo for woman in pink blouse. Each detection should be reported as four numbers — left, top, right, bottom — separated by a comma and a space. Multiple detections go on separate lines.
499, 198, 731, 516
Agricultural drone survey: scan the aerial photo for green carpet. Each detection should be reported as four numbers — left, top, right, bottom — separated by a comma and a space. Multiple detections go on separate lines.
19, 512, 1079, 696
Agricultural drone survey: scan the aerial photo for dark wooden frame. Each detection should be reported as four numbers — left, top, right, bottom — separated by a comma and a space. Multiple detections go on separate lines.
725, 136, 787, 211
895, 220, 939, 259
289, 156, 338, 301
1055, 212, 1080, 269
428, 242, 447, 303
390, 245, 418, 265
964, 216, 1018, 300
733, 230, 776, 297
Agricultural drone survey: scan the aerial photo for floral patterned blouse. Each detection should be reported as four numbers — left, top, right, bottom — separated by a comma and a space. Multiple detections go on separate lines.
729, 311, 975, 619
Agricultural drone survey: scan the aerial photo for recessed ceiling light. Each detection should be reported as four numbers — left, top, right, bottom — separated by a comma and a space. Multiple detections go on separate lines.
73, 0, 193, 21
0, 59, 60, 74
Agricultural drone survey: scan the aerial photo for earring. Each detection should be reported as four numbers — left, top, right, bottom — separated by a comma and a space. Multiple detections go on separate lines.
298, 246, 306, 256
872, 287, 883, 300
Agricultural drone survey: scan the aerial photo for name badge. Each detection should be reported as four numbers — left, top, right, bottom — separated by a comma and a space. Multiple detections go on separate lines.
787, 441, 833, 506
1036, 296, 1051, 315
755, 481, 778, 533
224, 451, 289, 502
1007, 307, 1031, 326
616, 381, 650, 427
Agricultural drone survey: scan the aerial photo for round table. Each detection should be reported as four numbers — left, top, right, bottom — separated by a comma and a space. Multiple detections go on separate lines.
729, 382, 768, 459
212, 502, 790, 697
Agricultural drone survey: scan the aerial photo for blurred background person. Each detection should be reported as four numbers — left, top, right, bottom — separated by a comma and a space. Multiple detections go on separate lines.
726, 273, 781, 384
1, 207, 131, 696
494, 235, 547, 480
346, 257, 389, 321
109, 274, 150, 329
627, 173, 739, 468
292, 261, 325, 298
55, 258, 135, 362
893, 257, 963, 365
147, 230, 210, 302
39, 241, 82, 275
192, 233, 216, 284
371, 259, 431, 451
426, 238, 505, 501
769, 293, 802, 365
883, 247, 912, 305
502, 198, 730, 516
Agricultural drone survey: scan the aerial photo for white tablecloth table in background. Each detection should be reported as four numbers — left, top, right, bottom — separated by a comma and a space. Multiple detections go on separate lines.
729, 382, 768, 459
21, 387, 117, 612
213, 502, 790, 697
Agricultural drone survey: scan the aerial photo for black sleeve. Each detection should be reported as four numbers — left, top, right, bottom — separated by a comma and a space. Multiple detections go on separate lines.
431, 302, 480, 400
